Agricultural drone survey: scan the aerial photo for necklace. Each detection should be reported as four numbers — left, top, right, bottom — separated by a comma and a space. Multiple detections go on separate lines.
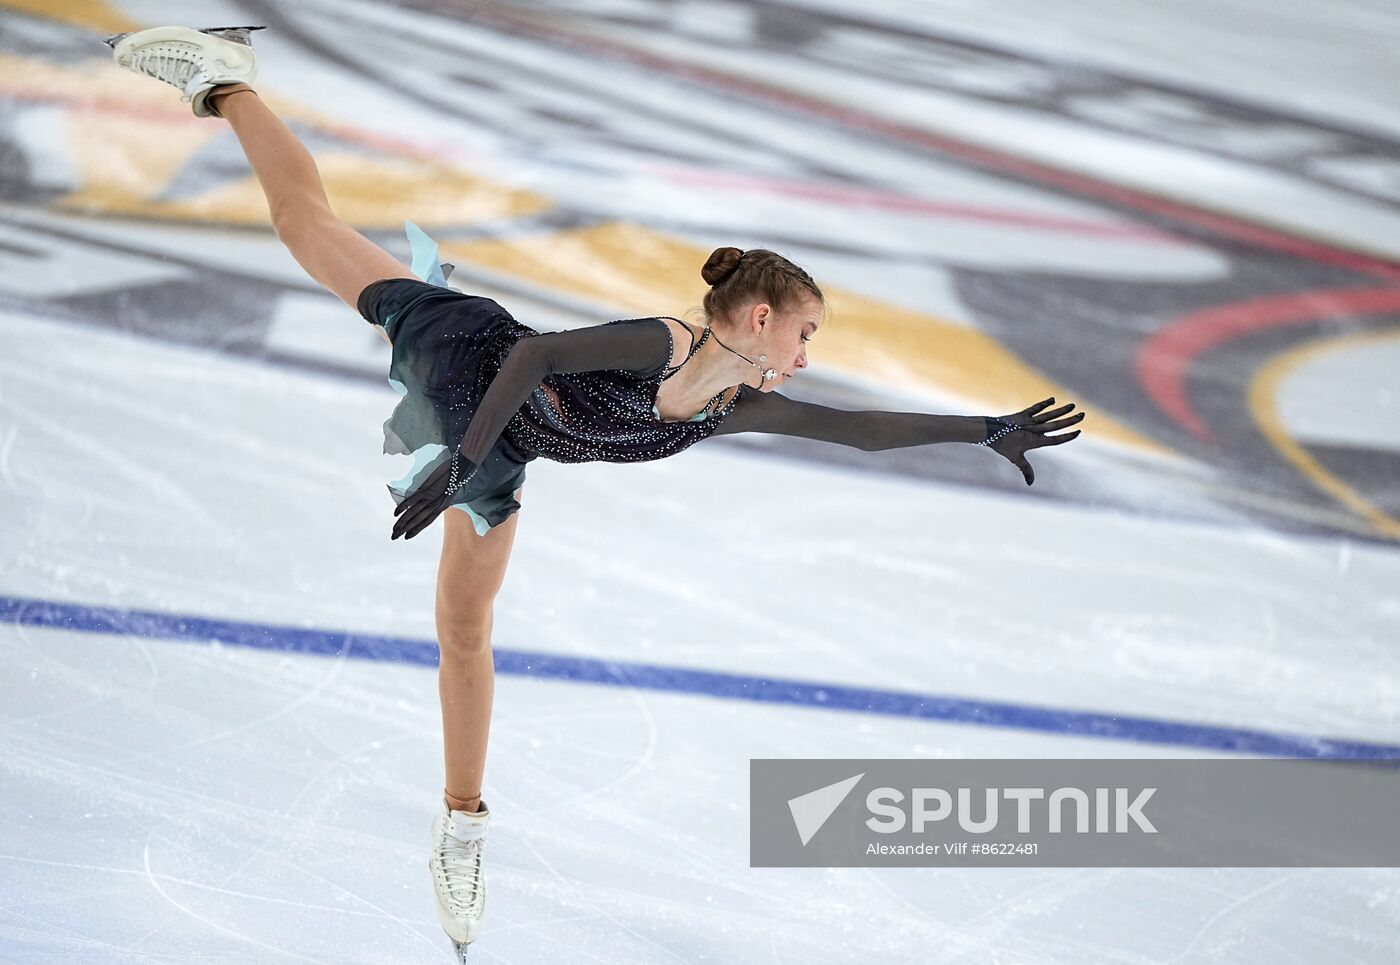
706, 326, 778, 383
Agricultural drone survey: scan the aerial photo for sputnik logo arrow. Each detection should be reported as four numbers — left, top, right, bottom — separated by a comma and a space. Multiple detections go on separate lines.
787, 773, 864, 846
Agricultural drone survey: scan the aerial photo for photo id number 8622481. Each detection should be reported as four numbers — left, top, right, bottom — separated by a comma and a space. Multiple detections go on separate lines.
969, 842, 1039, 856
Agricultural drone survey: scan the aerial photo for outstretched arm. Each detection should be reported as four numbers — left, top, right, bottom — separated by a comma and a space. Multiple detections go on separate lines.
712, 387, 1085, 485
391, 318, 673, 539
710, 384, 986, 449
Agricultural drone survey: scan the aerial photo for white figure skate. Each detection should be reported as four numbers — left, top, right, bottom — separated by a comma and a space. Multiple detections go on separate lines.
430, 797, 490, 961
105, 25, 263, 117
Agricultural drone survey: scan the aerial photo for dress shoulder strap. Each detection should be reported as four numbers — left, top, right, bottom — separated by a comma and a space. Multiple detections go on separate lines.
657, 317, 706, 377
659, 317, 697, 367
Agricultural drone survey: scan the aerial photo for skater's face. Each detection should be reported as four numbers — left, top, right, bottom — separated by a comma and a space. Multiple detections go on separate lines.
745, 295, 822, 390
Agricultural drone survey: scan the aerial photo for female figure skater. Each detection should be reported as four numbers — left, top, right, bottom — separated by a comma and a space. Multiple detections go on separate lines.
108, 25, 1084, 959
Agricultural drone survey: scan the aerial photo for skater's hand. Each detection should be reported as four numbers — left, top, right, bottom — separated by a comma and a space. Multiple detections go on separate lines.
392, 450, 478, 540
984, 398, 1085, 486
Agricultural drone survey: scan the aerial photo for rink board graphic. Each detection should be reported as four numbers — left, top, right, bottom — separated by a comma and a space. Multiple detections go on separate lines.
5, 593, 1398, 761
3, 1, 1400, 543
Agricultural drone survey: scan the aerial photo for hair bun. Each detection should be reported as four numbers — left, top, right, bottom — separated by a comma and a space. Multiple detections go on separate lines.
701, 247, 744, 286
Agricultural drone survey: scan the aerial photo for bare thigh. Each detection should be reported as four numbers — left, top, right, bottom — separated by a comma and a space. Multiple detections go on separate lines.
435, 490, 525, 639
275, 206, 418, 345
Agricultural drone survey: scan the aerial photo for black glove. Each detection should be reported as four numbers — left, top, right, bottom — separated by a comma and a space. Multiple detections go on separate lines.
981, 397, 1085, 486
391, 449, 478, 540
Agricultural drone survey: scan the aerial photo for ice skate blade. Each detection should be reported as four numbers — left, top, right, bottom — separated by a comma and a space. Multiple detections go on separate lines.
102, 25, 265, 49
452, 939, 470, 961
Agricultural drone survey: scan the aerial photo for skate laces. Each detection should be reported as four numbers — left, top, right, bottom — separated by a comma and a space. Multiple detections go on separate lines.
433, 833, 485, 916
129, 46, 205, 98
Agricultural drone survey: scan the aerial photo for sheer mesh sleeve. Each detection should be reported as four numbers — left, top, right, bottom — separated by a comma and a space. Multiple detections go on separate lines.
458, 318, 673, 464
710, 384, 983, 450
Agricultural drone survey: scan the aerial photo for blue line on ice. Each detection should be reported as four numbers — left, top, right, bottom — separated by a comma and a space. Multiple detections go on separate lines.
5, 593, 1397, 760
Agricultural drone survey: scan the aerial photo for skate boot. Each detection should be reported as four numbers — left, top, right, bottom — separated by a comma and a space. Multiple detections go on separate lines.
106, 26, 264, 117
430, 797, 490, 960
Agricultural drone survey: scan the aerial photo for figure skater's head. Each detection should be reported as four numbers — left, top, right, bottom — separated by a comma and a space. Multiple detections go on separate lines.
699, 247, 826, 391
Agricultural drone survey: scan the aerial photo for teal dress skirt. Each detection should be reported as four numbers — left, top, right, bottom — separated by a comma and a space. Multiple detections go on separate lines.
356, 223, 536, 537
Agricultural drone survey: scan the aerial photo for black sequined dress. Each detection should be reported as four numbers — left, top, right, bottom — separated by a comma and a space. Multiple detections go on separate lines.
357, 274, 737, 536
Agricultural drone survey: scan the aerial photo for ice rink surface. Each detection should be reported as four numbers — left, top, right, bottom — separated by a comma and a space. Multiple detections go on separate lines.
2, 1, 1399, 962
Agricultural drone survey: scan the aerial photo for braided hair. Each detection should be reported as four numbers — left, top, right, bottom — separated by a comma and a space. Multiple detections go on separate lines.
699, 247, 825, 328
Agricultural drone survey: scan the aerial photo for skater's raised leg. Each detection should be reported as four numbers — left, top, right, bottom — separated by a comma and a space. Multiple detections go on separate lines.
109, 26, 414, 343
211, 87, 416, 326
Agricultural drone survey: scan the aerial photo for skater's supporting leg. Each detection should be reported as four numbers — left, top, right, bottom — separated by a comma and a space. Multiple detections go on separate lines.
210, 88, 415, 338
434, 499, 521, 812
